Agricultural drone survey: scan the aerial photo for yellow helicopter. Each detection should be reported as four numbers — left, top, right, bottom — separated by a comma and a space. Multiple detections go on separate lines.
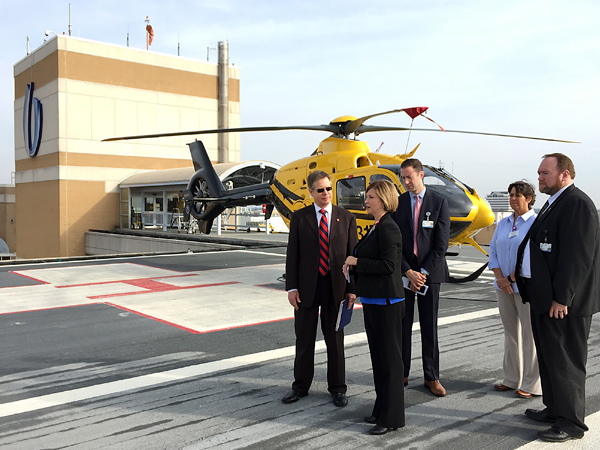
104, 107, 574, 271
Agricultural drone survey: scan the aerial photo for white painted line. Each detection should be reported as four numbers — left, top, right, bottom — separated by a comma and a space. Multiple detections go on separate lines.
0, 307, 499, 418
1, 248, 281, 269
241, 250, 287, 257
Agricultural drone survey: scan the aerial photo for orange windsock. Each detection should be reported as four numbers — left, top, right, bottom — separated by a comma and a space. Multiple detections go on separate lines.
146, 24, 154, 45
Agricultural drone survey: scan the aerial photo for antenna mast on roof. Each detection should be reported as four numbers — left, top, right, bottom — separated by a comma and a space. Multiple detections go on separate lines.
68, 4, 72, 36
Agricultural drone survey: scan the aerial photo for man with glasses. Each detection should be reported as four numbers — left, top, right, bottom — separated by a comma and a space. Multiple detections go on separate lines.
283, 170, 358, 407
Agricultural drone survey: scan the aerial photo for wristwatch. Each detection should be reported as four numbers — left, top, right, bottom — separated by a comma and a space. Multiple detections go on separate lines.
507, 275, 515, 283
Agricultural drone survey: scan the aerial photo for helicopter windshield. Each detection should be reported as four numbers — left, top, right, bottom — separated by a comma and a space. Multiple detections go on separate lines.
379, 165, 473, 218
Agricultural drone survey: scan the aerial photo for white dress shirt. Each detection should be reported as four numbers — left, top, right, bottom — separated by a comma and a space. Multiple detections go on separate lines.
314, 202, 332, 238
521, 183, 573, 277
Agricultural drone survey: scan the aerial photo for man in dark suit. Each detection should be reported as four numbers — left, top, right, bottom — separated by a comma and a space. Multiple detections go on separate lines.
283, 170, 358, 407
516, 153, 600, 442
392, 158, 450, 397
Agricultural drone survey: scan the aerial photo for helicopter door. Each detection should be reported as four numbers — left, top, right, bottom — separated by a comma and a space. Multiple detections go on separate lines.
335, 170, 402, 238
336, 176, 367, 212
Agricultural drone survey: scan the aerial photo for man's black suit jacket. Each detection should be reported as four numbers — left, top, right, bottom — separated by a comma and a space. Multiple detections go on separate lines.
516, 184, 600, 316
285, 204, 358, 308
392, 189, 450, 283
353, 212, 404, 298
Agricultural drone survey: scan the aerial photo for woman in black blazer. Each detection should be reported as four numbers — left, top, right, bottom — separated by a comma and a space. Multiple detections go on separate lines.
343, 180, 405, 435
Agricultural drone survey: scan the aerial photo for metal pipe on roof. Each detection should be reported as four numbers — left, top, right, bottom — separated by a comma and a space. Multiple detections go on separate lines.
218, 41, 229, 164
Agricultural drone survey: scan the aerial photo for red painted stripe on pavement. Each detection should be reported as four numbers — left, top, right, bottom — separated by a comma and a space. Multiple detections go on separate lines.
194, 304, 363, 334
122, 279, 176, 290
55, 273, 197, 288
87, 281, 241, 300
104, 302, 203, 334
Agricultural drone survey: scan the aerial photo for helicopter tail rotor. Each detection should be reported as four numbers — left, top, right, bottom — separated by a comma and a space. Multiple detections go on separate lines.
182, 140, 274, 234
183, 141, 227, 223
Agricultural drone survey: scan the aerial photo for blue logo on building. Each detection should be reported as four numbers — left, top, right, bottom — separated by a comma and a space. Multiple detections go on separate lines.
23, 82, 43, 157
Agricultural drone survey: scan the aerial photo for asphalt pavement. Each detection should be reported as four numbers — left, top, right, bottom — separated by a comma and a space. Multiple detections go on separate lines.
0, 237, 599, 449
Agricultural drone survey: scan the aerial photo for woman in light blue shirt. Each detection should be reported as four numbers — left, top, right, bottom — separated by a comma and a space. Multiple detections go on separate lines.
489, 180, 541, 398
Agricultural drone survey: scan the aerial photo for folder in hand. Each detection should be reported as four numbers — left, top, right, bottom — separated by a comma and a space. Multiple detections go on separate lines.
335, 298, 354, 331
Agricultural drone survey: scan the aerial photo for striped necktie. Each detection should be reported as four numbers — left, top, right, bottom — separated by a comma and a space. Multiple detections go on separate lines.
319, 209, 329, 276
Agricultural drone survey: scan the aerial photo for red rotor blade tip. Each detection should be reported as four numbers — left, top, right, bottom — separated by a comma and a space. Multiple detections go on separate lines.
403, 107, 429, 119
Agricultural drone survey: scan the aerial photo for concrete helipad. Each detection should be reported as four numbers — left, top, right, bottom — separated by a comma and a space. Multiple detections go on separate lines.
0, 248, 599, 449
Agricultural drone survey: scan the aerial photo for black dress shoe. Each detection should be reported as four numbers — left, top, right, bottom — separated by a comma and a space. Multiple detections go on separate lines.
332, 392, 348, 407
525, 408, 555, 423
281, 390, 307, 404
538, 426, 583, 442
364, 415, 377, 424
369, 425, 397, 435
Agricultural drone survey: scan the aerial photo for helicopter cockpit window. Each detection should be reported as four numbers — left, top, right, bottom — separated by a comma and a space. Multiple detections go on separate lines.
370, 174, 400, 194
370, 174, 393, 185
379, 164, 473, 218
422, 167, 473, 218
337, 176, 366, 211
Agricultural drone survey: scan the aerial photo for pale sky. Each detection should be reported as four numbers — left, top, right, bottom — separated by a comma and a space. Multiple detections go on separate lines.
2, 0, 599, 205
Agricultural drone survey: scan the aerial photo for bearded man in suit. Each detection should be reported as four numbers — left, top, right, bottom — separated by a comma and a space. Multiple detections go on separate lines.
283, 170, 358, 407
516, 153, 600, 442
392, 158, 450, 397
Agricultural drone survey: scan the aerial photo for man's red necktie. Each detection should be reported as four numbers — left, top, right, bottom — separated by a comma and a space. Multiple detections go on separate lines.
319, 209, 329, 275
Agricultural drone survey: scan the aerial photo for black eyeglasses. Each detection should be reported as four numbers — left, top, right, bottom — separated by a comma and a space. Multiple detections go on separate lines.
314, 186, 333, 193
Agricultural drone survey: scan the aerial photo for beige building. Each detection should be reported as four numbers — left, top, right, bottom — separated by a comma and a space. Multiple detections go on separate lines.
14, 35, 240, 258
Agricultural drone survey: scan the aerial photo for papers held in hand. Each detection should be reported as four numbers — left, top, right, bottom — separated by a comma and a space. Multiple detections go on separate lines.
402, 276, 429, 295
335, 298, 354, 331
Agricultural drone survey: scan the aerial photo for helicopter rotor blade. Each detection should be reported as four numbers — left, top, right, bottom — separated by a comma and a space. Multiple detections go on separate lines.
344, 108, 420, 136
102, 124, 338, 142
344, 106, 429, 136
102, 107, 578, 144
354, 125, 579, 143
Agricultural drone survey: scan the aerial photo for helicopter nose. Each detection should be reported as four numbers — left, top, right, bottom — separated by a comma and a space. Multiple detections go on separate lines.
470, 196, 495, 232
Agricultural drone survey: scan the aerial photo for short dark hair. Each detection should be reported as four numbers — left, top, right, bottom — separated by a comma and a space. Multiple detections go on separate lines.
543, 153, 576, 179
507, 180, 536, 209
400, 158, 424, 173
307, 170, 331, 190
366, 180, 399, 213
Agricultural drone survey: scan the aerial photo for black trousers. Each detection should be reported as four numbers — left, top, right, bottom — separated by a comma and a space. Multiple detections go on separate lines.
292, 272, 346, 395
402, 283, 441, 380
363, 301, 406, 429
530, 310, 592, 436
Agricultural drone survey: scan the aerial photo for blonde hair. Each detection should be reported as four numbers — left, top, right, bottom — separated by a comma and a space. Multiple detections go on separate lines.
366, 180, 398, 212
